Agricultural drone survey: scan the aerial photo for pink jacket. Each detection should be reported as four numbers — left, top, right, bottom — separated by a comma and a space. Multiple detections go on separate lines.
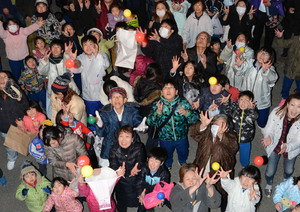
129, 55, 154, 85
43, 186, 83, 212
0, 22, 40, 60
78, 182, 116, 212
20, 111, 46, 136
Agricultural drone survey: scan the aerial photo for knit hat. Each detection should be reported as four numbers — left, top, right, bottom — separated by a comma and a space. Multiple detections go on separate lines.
87, 28, 103, 37
51, 72, 71, 93
21, 161, 42, 184
109, 87, 127, 99
35, 0, 48, 6
38, 120, 53, 131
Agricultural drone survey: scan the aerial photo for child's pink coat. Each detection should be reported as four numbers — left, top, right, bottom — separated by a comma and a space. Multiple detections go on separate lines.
20, 111, 46, 136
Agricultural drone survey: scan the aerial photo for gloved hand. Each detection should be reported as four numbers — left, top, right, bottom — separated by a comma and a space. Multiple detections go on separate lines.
42, 187, 51, 194
133, 117, 148, 132
95, 110, 103, 128
22, 188, 29, 196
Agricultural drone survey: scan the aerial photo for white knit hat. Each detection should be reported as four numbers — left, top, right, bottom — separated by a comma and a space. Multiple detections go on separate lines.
35, 0, 48, 6
87, 28, 103, 37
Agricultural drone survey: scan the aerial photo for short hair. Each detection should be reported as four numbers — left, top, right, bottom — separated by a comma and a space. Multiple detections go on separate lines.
118, 125, 134, 138
109, 3, 121, 13
52, 177, 69, 188
145, 63, 163, 83
234, 32, 249, 44
34, 36, 46, 46
62, 22, 75, 32
81, 35, 97, 46
192, 0, 206, 11
43, 126, 65, 146
148, 147, 168, 162
179, 163, 198, 183
239, 165, 261, 184
256, 46, 276, 64
210, 37, 221, 47
161, 19, 178, 34
26, 100, 43, 114
215, 74, 228, 87
103, 80, 118, 96
54, 12, 64, 22
50, 39, 64, 52
162, 78, 178, 91
115, 21, 127, 30
24, 55, 38, 66
196, 31, 211, 44
293, 176, 300, 185
239, 90, 254, 101
3, 18, 20, 29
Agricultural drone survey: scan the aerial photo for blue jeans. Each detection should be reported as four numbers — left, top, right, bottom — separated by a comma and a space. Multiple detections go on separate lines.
159, 137, 189, 168
281, 76, 300, 99
257, 107, 270, 128
265, 151, 297, 185
27, 89, 46, 111
1, 132, 18, 162
239, 142, 251, 167
8, 59, 24, 81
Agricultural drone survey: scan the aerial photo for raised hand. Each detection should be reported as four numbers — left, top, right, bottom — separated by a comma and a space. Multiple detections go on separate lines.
218, 94, 231, 104
248, 5, 256, 16
261, 135, 272, 148
195, 168, 207, 188
36, 19, 45, 27
226, 39, 232, 49
223, 5, 230, 15
218, 166, 232, 178
70, 3, 75, 12
249, 182, 260, 201
137, 26, 147, 36
248, 100, 256, 109
44, 50, 51, 62
199, 111, 213, 128
181, 49, 188, 62
129, 162, 141, 177
208, 100, 218, 112
262, 60, 272, 72
191, 98, 200, 110
149, 28, 160, 42
16, 119, 24, 128
206, 171, 220, 188
66, 162, 78, 176
206, 9, 213, 17
85, 0, 90, 9
117, 162, 126, 177
274, 28, 284, 38
157, 100, 163, 114
235, 56, 246, 67
171, 55, 181, 73
95, 111, 103, 128
217, 121, 228, 139
178, 106, 188, 116
133, 117, 148, 132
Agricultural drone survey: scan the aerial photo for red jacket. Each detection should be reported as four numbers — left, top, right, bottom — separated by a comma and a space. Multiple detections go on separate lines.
129, 55, 154, 85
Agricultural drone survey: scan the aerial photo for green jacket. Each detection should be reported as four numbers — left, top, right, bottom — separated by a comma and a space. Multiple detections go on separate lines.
99, 39, 115, 74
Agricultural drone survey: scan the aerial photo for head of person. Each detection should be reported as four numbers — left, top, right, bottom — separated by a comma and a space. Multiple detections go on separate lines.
62, 23, 76, 37
196, 31, 211, 49
34, 36, 46, 50
0, 70, 13, 91
35, 0, 48, 14
38, 119, 53, 139
159, 19, 178, 39
4, 18, 20, 34
183, 60, 199, 82
238, 90, 254, 110
25, 100, 42, 119
52, 177, 68, 195
147, 147, 168, 173
103, 80, 118, 96
24, 56, 38, 70
144, 63, 163, 83
239, 165, 261, 189
54, 11, 64, 22
21, 161, 41, 185
209, 74, 226, 95
210, 37, 221, 54
43, 125, 65, 147
50, 39, 64, 58
234, 32, 248, 49
152, 1, 172, 22
179, 163, 199, 189
87, 28, 103, 43
81, 35, 98, 56
161, 79, 178, 101
235, 0, 250, 16
109, 87, 128, 110
256, 46, 276, 67
55, 109, 64, 126
293, 176, 300, 187
115, 21, 128, 32
52, 73, 76, 104
211, 113, 230, 134
277, 93, 300, 121
118, 125, 134, 149
109, 3, 121, 17
193, 0, 206, 16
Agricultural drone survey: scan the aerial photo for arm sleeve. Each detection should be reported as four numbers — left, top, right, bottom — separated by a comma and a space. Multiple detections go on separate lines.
78, 182, 91, 197
15, 183, 26, 201
44, 146, 68, 169
261, 66, 278, 88
198, 184, 221, 209
0, 22, 8, 39
220, 177, 235, 192
22, 23, 40, 36
273, 178, 292, 204
170, 185, 194, 212
37, 59, 50, 76
43, 195, 55, 212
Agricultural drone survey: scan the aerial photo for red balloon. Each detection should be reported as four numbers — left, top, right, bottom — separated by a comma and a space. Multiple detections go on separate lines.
78, 155, 90, 167
254, 156, 264, 166
65, 59, 75, 69
135, 32, 145, 43
234, 49, 239, 55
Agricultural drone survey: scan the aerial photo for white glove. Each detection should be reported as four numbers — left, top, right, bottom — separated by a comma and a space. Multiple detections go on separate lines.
95, 111, 103, 128
134, 117, 148, 132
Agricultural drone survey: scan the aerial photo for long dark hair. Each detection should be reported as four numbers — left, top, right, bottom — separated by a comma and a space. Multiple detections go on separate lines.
43, 125, 66, 146
145, 63, 163, 83
182, 60, 204, 90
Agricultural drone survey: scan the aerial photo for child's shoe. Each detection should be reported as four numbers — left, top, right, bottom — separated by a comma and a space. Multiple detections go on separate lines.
0, 176, 7, 187
279, 98, 286, 106
265, 17, 273, 27
270, 17, 280, 28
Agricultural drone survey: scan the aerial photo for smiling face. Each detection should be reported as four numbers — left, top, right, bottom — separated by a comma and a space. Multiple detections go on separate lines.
23, 172, 37, 185
53, 181, 65, 195
36, 3, 47, 13
184, 63, 195, 81
109, 93, 127, 111
118, 131, 133, 149
182, 170, 197, 188
256, 50, 270, 66
82, 40, 96, 56
26, 58, 37, 69
193, 2, 204, 15
63, 24, 75, 37
148, 157, 163, 173
240, 175, 256, 189
156, 3, 167, 13
27, 108, 37, 119
111, 7, 120, 17
287, 98, 300, 119
51, 44, 63, 58
90, 31, 102, 43
0, 72, 9, 90
238, 95, 251, 110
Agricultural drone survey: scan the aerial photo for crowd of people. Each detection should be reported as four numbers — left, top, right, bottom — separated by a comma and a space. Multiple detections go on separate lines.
1, 0, 300, 211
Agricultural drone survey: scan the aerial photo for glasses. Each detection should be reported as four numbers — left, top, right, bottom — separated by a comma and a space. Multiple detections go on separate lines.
163, 86, 175, 90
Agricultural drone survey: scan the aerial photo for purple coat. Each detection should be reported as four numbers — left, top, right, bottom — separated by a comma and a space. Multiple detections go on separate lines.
107, 10, 126, 29
250, 0, 285, 17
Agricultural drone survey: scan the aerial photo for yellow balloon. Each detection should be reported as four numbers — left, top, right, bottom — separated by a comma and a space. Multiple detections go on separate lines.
211, 162, 220, 171
124, 9, 132, 17
81, 165, 94, 177
209, 77, 217, 85
239, 47, 245, 53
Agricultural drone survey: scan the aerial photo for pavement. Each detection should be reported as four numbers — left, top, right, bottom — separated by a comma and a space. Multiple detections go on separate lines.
0, 33, 299, 212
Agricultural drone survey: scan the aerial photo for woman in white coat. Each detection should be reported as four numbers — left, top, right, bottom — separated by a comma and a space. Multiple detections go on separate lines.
262, 93, 300, 198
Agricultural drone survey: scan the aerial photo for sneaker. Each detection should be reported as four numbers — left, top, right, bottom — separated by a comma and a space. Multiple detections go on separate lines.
7, 161, 15, 170
279, 98, 286, 106
264, 188, 272, 198
269, 18, 280, 29
0, 176, 7, 187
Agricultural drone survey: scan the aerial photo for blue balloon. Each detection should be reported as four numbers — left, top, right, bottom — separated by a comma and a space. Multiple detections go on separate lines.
157, 192, 164, 200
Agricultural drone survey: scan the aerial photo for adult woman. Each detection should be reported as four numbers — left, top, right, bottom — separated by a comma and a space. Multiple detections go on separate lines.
51, 73, 87, 126
170, 163, 221, 212
0, 70, 28, 170
262, 93, 300, 198
43, 125, 87, 181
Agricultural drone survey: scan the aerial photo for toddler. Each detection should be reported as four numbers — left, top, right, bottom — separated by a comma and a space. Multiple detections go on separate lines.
107, 3, 126, 31
32, 36, 50, 63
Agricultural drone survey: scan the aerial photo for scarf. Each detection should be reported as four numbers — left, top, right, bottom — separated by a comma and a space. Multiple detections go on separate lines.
35, 10, 50, 20
8, 26, 20, 36
49, 54, 63, 64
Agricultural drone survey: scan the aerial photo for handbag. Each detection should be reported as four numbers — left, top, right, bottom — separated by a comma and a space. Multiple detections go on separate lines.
152, 101, 180, 139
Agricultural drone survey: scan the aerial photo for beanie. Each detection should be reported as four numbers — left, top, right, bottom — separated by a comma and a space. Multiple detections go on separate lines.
109, 87, 127, 99
51, 72, 71, 93
35, 0, 48, 6
87, 28, 103, 37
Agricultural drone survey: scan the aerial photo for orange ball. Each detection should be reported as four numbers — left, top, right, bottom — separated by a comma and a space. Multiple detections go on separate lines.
77, 155, 90, 167
65, 59, 75, 69
135, 32, 145, 43
254, 156, 264, 166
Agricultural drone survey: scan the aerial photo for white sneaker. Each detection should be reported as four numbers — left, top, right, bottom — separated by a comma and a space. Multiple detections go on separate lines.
7, 161, 15, 170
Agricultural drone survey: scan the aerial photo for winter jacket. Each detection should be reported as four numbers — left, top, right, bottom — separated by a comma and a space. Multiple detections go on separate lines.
273, 178, 300, 212
19, 111, 46, 136
62, 118, 92, 139
44, 128, 88, 181
98, 38, 115, 74
141, 33, 183, 78
221, 177, 261, 212
250, 0, 284, 17
33, 45, 50, 63
16, 172, 51, 212
170, 182, 221, 212
264, 107, 300, 160
136, 164, 170, 195
147, 95, 199, 141
107, 10, 126, 29
181, 11, 213, 48
29, 135, 49, 165
96, 103, 143, 159
240, 60, 278, 110
109, 136, 147, 207
0, 22, 40, 61
220, 45, 255, 90
18, 66, 45, 92
223, 101, 259, 143
129, 55, 154, 85
99, 76, 134, 106
51, 93, 87, 126
60, 34, 83, 55
43, 186, 83, 212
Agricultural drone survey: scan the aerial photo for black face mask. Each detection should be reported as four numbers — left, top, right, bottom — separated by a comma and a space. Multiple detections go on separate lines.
36, 10, 50, 20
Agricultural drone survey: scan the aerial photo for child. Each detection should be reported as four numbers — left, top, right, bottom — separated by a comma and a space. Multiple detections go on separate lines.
16, 161, 51, 212
222, 74, 240, 102
18, 56, 46, 110
95, 87, 143, 166
16, 100, 46, 136
60, 22, 82, 55
43, 177, 83, 212
29, 120, 53, 176
210, 36, 224, 72
273, 176, 300, 212
147, 79, 199, 169
220, 165, 261, 212
109, 125, 147, 211
32, 36, 50, 63
136, 147, 171, 211
220, 33, 255, 90
107, 3, 126, 32
222, 90, 259, 167
241, 46, 278, 129
0, 18, 42, 80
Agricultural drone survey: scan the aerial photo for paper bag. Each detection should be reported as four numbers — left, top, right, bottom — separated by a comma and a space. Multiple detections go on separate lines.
4, 125, 36, 156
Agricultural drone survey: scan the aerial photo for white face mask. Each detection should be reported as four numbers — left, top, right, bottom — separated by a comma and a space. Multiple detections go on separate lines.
236, 6, 246, 15
8, 25, 18, 33
156, 10, 166, 17
211, 125, 219, 138
159, 27, 169, 38
235, 41, 246, 49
